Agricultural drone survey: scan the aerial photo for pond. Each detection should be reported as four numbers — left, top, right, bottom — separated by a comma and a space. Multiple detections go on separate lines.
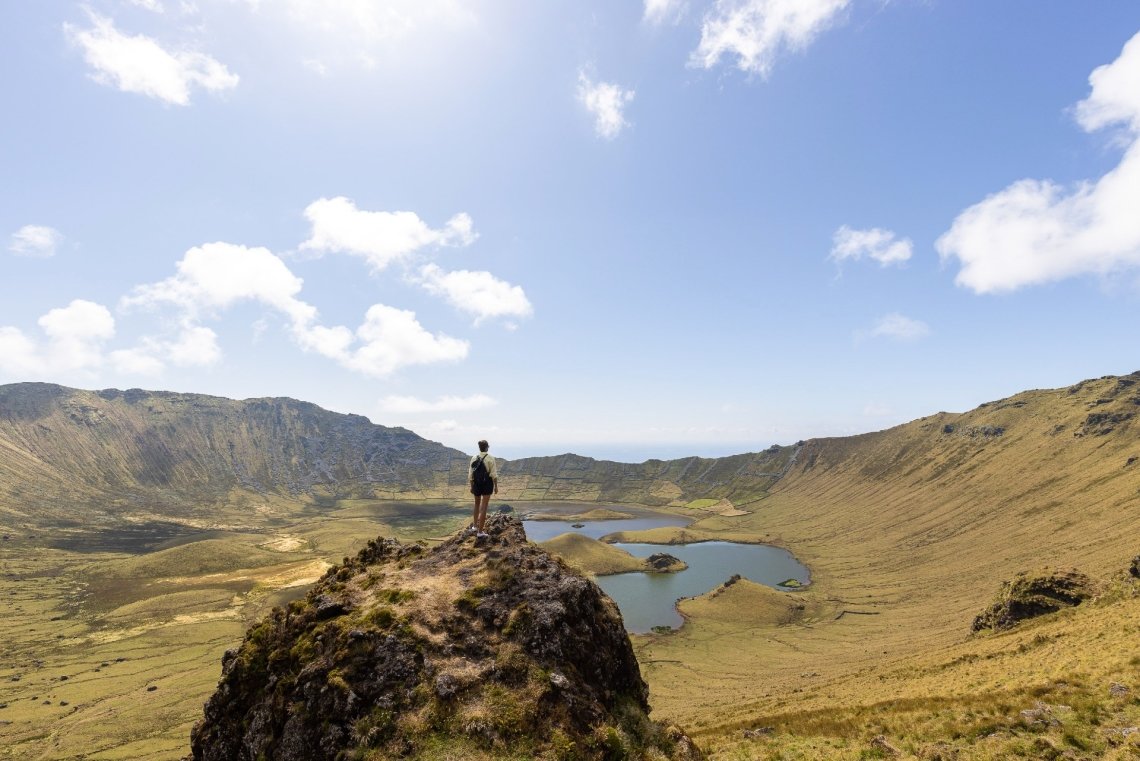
523, 515, 810, 634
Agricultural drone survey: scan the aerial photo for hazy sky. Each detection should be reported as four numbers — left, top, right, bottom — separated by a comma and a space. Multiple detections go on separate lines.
3, 1, 1140, 461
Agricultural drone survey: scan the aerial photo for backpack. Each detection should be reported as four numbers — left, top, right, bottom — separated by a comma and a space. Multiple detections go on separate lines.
471, 454, 494, 492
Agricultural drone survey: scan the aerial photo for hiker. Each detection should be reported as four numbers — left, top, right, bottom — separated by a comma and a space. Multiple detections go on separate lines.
466, 439, 498, 540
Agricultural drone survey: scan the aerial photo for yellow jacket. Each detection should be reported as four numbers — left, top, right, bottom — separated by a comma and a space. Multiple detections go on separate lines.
467, 452, 498, 487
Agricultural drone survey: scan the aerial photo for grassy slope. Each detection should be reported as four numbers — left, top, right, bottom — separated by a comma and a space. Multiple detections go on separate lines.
541, 532, 653, 575
2, 374, 1139, 758
634, 373, 1140, 757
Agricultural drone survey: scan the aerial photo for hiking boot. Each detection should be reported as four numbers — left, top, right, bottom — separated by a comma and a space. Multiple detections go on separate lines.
462, 525, 477, 537
475, 531, 489, 543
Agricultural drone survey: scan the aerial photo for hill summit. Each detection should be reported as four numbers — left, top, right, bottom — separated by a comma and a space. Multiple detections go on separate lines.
189, 515, 702, 760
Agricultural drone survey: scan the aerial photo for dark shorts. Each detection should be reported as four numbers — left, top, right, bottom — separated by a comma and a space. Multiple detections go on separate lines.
471, 485, 494, 497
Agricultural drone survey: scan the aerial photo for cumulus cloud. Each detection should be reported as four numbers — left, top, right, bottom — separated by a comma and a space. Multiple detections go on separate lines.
577, 72, 635, 140
830, 225, 913, 267
937, 31, 1140, 293
128, 0, 164, 12
0, 300, 116, 377
314, 304, 469, 377
65, 12, 238, 105
859, 313, 930, 342
690, 0, 850, 77
124, 242, 466, 377
417, 264, 533, 324
9, 225, 63, 258
378, 393, 497, 414
300, 197, 476, 271
124, 242, 314, 323
644, 0, 686, 25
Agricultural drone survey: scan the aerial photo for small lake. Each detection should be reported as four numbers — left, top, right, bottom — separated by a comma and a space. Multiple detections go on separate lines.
523, 515, 810, 634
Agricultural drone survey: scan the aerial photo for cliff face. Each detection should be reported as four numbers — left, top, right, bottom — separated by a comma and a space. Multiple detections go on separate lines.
0, 383, 466, 527
189, 515, 701, 760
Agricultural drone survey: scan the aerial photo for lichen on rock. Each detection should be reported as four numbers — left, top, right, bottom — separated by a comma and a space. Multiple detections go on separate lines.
189, 515, 701, 760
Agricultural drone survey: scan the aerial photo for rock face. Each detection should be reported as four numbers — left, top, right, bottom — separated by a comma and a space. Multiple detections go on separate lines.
971, 568, 1097, 632
189, 515, 701, 760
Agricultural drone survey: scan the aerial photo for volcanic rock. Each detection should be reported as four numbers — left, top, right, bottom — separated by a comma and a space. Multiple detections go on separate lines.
971, 568, 1097, 632
189, 515, 701, 760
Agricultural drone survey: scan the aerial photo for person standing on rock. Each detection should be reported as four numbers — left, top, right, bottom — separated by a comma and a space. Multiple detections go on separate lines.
466, 439, 498, 540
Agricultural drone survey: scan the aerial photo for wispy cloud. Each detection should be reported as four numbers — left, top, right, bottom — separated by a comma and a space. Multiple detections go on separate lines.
577, 72, 635, 140
9, 225, 63, 258
65, 11, 238, 105
857, 313, 930, 343
830, 225, 912, 267
378, 394, 497, 414
937, 31, 1140, 293
689, 0, 850, 78
644, 0, 686, 25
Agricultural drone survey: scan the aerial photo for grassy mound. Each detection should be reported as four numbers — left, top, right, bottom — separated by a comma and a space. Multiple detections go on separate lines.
542, 533, 659, 575
92, 538, 305, 578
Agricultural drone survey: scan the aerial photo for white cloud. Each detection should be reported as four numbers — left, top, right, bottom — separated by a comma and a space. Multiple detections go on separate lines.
690, 0, 850, 78
124, 242, 314, 324
317, 304, 469, 377
379, 393, 497, 414
9, 225, 63, 258
125, 242, 466, 377
128, 0, 164, 12
417, 264, 533, 324
164, 324, 222, 365
0, 300, 116, 378
300, 197, 476, 271
644, 0, 686, 25
65, 12, 238, 105
859, 313, 930, 342
109, 346, 167, 375
830, 225, 912, 267
937, 31, 1140, 294
577, 72, 635, 140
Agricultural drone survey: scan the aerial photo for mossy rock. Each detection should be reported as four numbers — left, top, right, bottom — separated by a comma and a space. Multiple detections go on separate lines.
189, 516, 703, 760
971, 567, 1098, 632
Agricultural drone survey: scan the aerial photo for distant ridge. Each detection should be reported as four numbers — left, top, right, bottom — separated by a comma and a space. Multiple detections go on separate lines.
0, 383, 792, 530
1, 372, 1137, 535
0, 383, 464, 528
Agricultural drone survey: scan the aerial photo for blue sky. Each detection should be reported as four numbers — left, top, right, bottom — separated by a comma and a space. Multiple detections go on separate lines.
3, 1, 1140, 461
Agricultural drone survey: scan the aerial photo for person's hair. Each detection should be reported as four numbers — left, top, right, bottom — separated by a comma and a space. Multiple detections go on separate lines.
478, 439, 489, 452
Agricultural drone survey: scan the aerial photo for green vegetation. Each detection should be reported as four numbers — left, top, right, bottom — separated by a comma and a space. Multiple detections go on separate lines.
2, 373, 1140, 758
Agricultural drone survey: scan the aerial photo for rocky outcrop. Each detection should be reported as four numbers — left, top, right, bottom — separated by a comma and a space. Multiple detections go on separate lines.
971, 568, 1097, 632
189, 515, 701, 760
646, 553, 686, 573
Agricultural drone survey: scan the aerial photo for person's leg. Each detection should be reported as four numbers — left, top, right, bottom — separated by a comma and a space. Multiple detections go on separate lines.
476, 494, 490, 531
470, 494, 480, 532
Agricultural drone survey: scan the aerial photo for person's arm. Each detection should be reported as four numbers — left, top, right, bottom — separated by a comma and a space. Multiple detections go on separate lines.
467, 456, 474, 488
490, 455, 499, 493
